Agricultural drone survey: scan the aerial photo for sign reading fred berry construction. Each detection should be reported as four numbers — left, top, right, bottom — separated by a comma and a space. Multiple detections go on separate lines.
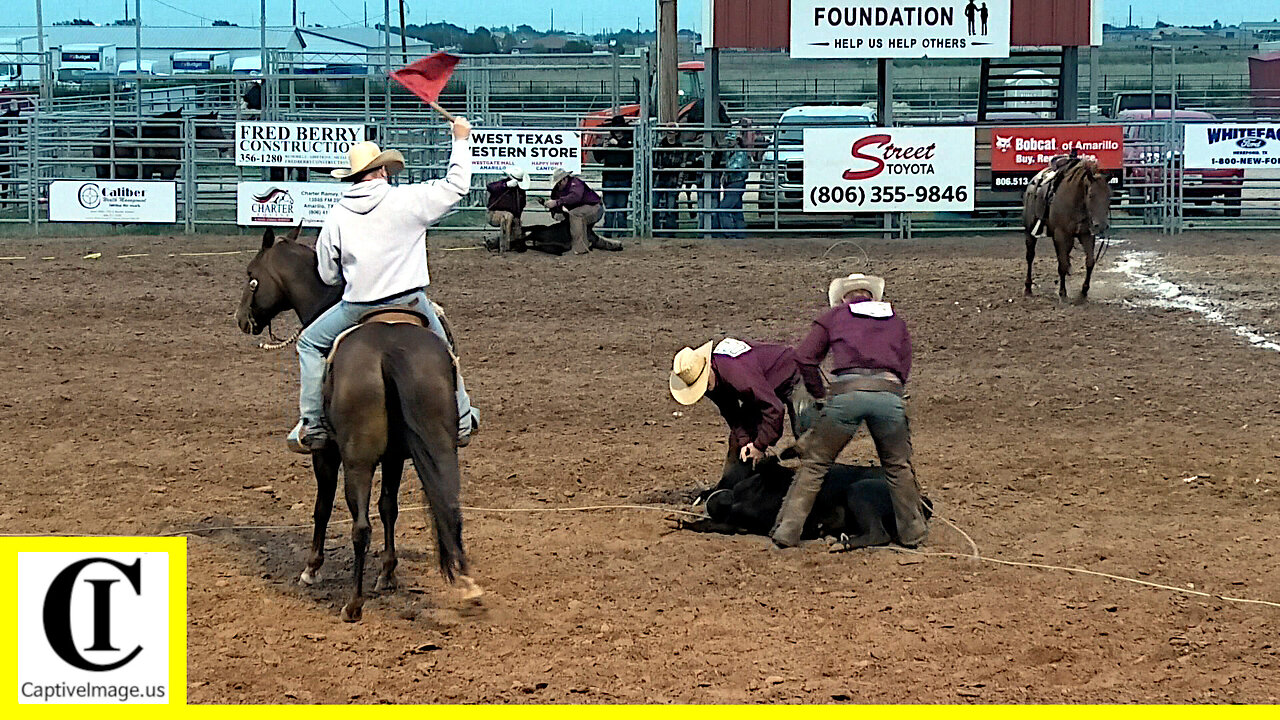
1183, 123, 1280, 170
791, 0, 1010, 59
990, 126, 1124, 189
235, 122, 366, 168
803, 127, 975, 212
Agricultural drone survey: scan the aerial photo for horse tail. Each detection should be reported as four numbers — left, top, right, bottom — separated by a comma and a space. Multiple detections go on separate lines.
383, 339, 467, 582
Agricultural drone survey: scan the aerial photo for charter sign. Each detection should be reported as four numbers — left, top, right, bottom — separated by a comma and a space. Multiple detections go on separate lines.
803, 127, 975, 212
791, 0, 1010, 58
235, 122, 366, 167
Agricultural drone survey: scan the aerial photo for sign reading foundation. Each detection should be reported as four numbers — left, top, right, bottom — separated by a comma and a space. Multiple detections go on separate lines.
234, 121, 365, 167
791, 0, 1010, 59
469, 129, 582, 174
236, 182, 344, 227
803, 127, 975, 212
990, 125, 1124, 189
49, 181, 176, 223
1183, 123, 1280, 169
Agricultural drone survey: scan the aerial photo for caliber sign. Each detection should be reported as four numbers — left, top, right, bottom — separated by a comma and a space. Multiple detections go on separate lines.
803, 127, 975, 212
791, 0, 1010, 58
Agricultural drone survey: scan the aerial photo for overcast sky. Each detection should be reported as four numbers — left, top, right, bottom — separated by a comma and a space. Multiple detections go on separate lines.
9, 1, 1280, 33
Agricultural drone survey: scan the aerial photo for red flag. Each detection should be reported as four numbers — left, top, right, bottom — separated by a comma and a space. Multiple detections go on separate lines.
390, 52, 460, 104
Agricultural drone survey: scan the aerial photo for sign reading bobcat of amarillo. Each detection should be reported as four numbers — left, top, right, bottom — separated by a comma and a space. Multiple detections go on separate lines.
237, 182, 345, 227
49, 181, 176, 223
803, 127, 975, 212
791, 0, 1010, 59
235, 121, 366, 168
1182, 123, 1280, 170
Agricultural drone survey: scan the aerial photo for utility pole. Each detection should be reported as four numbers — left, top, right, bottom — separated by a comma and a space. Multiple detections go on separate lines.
656, 0, 678, 123
135, 0, 142, 113
398, 0, 408, 62
292, 0, 297, 26
260, 0, 267, 84
36, 0, 47, 100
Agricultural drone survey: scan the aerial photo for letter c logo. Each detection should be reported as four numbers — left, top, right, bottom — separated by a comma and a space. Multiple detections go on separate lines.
42, 558, 143, 672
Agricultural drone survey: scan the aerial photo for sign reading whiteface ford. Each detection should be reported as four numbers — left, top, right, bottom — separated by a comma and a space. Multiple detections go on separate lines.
791, 0, 1011, 59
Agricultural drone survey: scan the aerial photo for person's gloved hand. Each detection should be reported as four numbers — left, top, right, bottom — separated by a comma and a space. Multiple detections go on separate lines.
451, 116, 472, 140
740, 444, 765, 465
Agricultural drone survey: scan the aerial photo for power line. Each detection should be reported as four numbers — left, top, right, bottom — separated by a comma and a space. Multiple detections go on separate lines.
325, 0, 360, 26
147, 0, 214, 24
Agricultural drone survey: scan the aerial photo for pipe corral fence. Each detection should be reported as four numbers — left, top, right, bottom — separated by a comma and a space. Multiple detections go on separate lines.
1, 51, 1278, 238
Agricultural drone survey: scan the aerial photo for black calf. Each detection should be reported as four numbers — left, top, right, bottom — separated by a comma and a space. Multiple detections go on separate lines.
683, 459, 932, 549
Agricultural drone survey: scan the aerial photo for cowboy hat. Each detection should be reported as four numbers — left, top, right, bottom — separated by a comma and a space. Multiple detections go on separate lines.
503, 165, 531, 190
330, 141, 405, 180
669, 341, 714, 405
551, 167, 578, 187
827, 273, 885, 306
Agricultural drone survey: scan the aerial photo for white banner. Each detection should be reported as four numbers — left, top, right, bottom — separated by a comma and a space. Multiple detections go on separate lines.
791, 0, 1010, 59
237, 182, 344, 227
803, 127, 975, 212
235, 122, 365, 167
49, 181, 176, 223
470, 129, 582, 174
1183, 123, 1280, 170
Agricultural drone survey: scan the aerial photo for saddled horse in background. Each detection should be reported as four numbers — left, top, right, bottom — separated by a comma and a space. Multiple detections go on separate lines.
234, 226, 481, 622
93, 109, 227, 180
1023, 155, 1112, 303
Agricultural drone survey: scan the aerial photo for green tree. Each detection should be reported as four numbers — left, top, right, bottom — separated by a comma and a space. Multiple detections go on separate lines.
53, 19, 94, 26
461, 27, 499, 54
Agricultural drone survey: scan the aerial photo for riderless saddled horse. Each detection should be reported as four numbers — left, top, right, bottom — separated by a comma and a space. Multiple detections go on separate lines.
1022, 152, 1112, 303
234, 225, 481, 622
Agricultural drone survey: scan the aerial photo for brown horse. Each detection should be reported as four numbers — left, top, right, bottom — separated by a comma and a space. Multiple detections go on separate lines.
1023, 157, 1112, 302
234, 226, 481, 622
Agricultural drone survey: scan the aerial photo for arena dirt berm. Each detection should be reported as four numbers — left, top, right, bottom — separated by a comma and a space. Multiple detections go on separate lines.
1, 230, 1278, 703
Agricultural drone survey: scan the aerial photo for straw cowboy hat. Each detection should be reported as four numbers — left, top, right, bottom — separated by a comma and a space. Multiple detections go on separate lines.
503, 165, 531, 190
331, 141, 405, 180
550, 167, 577, 188
827, 273, 885, 306
669, 341, 714, 405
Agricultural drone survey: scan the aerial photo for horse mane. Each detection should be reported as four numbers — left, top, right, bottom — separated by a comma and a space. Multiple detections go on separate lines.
1062, 157, 1104, 186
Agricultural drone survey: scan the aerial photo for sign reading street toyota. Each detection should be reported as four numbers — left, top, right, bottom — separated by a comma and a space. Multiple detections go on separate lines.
49, 181, 176, 223
235, 121, 365, 167
1183, 123, 1280, 170
803, 127, 975, 212
237, 182, 344, 227
470, 129, 582, 174
991, 126, 1124, 189
791, 0, 1010, 59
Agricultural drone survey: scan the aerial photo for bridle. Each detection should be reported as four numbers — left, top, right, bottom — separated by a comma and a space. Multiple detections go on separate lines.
245, 276, 302, 351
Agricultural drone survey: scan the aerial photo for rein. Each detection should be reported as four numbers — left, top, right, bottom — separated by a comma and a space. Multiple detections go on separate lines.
259, 323, 301, 351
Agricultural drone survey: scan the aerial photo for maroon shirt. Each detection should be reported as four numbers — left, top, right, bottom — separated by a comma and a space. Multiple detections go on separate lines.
706, 340, 800, 451
796, 299, 912, 399
550, 176, 601, 210
486, 179, 526, 215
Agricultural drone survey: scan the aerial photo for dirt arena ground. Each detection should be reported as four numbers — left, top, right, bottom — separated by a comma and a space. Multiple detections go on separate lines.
2, 229, 1278, 703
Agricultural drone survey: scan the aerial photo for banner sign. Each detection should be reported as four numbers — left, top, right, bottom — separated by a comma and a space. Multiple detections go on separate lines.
236, 182, 344, 227
470, 129, 583, 174
234, 122, 365, 168
49, 181, 176, 223
1183, 123, 1280, 169
804, 127, 975, 212
991, 125, 1124, 189
790, 0, 1011, 59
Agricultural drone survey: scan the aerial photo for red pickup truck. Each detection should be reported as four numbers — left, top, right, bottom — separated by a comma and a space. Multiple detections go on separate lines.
1120, 109, 1245, 216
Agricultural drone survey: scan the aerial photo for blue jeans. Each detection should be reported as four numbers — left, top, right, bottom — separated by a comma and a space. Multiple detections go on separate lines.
297, 289, 473, 436
713, 179, 746, 237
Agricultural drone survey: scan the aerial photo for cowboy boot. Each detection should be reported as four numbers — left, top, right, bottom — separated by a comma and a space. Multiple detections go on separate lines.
770, 418, 853, 548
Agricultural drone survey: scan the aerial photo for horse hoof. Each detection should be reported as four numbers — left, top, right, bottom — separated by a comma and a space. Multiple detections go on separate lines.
340, 603, 363, 623
299, 568, 319, 586
374, 574, 397, 592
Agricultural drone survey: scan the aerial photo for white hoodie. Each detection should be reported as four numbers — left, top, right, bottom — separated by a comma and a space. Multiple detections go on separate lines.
316, 138, 471, 302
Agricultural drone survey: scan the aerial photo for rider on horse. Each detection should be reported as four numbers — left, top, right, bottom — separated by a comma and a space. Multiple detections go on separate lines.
289, 118, 480, 453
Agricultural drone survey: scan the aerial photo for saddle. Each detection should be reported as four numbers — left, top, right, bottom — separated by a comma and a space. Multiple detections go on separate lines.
326, 303, 432, 363
1027, 154, 1080, 238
